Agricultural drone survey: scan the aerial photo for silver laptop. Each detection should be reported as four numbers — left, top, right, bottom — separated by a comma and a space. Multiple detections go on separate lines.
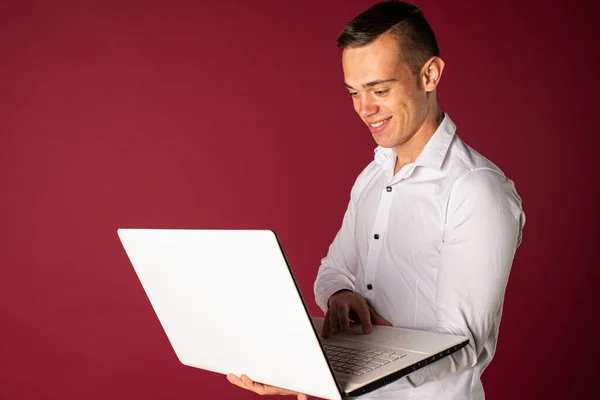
117, 229, 468, 399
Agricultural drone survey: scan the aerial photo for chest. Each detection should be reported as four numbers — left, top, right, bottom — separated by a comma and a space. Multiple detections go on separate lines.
353, 172, 446, 256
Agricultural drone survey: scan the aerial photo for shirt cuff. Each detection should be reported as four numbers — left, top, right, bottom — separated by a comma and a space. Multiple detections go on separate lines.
316, 283, 355, 313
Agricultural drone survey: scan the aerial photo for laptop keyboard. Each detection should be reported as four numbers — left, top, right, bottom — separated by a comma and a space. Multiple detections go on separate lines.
323, 344, 407, 376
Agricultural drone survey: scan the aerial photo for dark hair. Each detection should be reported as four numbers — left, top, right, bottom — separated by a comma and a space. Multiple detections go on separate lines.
337, 1, 439, 75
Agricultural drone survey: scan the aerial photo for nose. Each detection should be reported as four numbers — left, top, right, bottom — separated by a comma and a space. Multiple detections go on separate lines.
356, 95, 379, 118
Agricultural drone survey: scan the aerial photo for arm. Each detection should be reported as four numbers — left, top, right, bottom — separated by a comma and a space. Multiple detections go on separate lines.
407, 168, 525, 385
313, 181, 361, 312
314, 179, 392, 336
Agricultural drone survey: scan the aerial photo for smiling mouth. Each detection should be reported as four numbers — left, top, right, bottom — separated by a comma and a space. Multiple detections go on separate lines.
368, 117, 392, 130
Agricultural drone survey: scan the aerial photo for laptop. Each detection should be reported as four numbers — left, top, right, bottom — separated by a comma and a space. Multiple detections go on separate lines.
117, 228, 468, 399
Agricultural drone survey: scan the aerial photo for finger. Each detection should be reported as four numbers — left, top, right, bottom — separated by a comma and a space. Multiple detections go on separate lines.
369, 305, 393, 326
298, 394, 308, 400
241, 375, 299, 396
377, 316, 393, 326
329, 303, 340, 335
241, 374, 265, 394
227, 374, 247, 390
354, 299, 372, 334
337, 303, 350, 332
321, 309, 332, 338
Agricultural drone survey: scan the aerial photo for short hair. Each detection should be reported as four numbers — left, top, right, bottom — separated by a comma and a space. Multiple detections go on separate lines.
337, 1, 440, 75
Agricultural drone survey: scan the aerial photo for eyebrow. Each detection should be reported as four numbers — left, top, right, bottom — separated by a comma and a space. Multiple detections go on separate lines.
343, 78, 398, 90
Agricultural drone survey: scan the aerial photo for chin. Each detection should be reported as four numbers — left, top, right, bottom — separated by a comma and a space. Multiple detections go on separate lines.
373, 136, 397, 149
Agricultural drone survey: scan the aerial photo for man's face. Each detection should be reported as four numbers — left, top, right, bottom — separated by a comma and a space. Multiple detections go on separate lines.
342, 33, 429, 149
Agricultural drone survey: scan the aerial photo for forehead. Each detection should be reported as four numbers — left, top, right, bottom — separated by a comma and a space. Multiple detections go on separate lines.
341, 34, 407, 85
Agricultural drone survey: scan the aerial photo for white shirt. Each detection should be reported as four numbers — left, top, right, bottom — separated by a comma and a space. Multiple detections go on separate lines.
314, 114, 525, 399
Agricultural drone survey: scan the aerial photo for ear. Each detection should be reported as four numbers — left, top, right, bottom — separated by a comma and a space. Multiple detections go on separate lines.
420, 56, 445, 92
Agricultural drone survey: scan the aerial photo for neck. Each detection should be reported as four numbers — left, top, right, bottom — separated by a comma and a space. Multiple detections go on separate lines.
394, 102, 443, 174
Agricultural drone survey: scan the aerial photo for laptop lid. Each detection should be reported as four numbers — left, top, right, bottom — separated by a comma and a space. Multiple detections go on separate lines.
118, 228, 343, 399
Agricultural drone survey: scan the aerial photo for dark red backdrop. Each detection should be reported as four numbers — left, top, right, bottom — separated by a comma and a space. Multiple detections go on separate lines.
1, 0, 598, 399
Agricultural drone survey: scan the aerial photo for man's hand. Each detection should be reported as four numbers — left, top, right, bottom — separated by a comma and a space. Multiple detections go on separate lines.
227, 374, 308, 399
321, 290, 392, 338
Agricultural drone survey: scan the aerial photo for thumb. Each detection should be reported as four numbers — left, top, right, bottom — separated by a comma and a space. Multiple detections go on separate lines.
369, 306, 393, 326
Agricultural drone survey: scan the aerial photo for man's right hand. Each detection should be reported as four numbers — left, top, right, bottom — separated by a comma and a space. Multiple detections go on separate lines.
321, 290, 392, 338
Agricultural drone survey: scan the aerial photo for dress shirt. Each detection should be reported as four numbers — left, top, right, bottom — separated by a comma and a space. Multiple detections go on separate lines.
314, 114, 525, 399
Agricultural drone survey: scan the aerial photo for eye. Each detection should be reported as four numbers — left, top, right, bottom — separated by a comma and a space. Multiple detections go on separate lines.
374, 89, 389, 97
348, 92, 359, 97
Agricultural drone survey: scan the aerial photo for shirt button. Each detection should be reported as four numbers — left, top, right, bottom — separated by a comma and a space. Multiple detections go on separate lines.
386, 186, 392, 192
367, 284, 373, 290
374, 234, 379, 239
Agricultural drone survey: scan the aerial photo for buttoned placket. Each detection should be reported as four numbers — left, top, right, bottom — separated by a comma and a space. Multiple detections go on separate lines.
363, 162, 417, 304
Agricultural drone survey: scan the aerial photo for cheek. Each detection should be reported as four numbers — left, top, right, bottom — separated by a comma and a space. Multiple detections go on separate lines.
386, 98, 407, 121
352, 98, 361, 114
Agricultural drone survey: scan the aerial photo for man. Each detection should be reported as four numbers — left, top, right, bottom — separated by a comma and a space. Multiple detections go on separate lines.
228, 1, 525, 398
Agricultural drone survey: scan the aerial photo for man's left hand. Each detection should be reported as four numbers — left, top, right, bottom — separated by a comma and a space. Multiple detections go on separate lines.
227, 374, 308, 399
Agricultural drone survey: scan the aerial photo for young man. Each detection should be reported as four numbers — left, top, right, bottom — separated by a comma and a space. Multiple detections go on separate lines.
228, 1, 525, 398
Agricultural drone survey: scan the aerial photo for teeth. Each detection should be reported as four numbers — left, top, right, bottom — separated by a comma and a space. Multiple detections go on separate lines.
370, 118, 389, 128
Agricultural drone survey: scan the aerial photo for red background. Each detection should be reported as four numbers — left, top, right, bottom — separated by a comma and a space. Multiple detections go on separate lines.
1, 0, 598, 399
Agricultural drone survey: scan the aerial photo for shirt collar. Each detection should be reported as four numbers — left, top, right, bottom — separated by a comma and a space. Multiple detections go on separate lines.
373, 113, 456, 171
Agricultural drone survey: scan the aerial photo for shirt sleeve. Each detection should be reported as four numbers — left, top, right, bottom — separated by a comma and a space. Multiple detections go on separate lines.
406, 168, 525, 386
313, 179, 362, 312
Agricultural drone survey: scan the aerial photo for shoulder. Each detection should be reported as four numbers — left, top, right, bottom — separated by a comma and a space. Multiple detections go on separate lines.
444, 135, 506, 178
443, 135, 520, 196
451, 168, 515, 203
443, 136, 524, 219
